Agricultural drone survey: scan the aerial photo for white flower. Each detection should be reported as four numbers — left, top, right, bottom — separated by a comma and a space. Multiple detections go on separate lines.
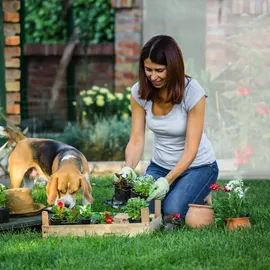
126, 87, 131, 91
92, 86, 100, 91
80, 90, 86, 96
115, 92, 124, 100
128, 105, 131, 111
107, 92, 116, 101
126, 94, 131, 100
82, 111, 87, 116
72, 101, 77, 106
83, 97, 93, 106
99, 87, 109, 94
96, 95, 104, 100
122, 113, 129, 120
96, 99, 105, 107
87, 90, 96, 95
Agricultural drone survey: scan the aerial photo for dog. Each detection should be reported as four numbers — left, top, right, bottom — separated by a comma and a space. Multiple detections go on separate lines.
0, 126, 94, 208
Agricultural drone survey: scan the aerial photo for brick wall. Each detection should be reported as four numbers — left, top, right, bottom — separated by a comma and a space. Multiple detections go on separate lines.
24, 43, 114, 128
3, 0, 21, 125
112, 0, 142, 92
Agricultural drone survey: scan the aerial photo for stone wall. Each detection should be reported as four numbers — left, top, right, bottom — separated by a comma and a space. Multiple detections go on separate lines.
3, 0, 21, 125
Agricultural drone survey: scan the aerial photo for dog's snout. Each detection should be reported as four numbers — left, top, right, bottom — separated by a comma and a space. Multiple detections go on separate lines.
64, 202, 70, 208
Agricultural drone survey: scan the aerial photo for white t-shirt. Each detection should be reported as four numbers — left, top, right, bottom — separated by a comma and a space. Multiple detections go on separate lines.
131, 78, 216, 170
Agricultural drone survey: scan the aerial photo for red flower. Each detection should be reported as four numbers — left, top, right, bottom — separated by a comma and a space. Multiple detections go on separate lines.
237, 87, 251, 96
210, 183, 221, 191
175, 213, 180, 219
106, 217, 113, 224
243, 87, 251, 96
223, 186, 230, 192
257, 106, 266, 115
57, 201, 64, 209
236, 88, 244, 96
71, 208, 75, 212
122, 218, 127, 222
235, 157, 242, 165
244, 145, 253, 157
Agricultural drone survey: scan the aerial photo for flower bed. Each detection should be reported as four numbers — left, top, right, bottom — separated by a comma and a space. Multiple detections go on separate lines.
42, 200, 162, 237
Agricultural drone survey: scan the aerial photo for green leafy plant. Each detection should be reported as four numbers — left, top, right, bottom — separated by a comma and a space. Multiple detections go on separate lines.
91, 212, 114, 224
126, 197, 149, 220
25, 0, 67, 43
65, 205, 81, 223
0, 184, 7, 209
132, 175, 154, 196
79, 204, 92, 219
210, 179, 250, 225
25, 0, 114, 44
73, 0, 114, 45
51, 201, 66, 221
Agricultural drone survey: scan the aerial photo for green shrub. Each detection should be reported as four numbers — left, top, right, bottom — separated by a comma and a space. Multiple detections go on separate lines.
41, 116, 131, 161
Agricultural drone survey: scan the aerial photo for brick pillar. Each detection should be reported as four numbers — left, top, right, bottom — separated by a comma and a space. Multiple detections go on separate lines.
112, 0, 143, 92
3, 0, 21, 125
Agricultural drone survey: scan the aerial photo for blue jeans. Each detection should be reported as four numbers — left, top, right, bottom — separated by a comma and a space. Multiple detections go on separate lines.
145, 160, 219, 218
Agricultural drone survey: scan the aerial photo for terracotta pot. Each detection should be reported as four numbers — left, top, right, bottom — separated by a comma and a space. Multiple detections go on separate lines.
225, 217, 251, 230
185, 204, 214, 228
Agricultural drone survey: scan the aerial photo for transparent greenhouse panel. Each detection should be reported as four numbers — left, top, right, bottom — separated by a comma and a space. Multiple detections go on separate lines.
143, 0, 270, 179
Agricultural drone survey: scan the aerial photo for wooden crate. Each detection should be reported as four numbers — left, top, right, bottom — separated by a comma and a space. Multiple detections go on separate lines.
42, 200, 162, 237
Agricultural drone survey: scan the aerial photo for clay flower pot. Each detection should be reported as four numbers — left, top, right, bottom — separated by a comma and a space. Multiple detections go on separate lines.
185, 204, 214, 228
225, 217, 251, 230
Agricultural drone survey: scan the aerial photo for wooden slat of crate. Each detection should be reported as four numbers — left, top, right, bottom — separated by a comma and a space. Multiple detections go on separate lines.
42, 200, 162, 237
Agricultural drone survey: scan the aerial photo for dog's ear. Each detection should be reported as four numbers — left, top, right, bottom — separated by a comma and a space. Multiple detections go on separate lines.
46, 175, 58, 205
80, 176, 94, 203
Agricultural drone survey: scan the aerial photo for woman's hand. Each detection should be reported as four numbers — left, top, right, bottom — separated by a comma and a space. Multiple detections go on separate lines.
147, 177, 170, 201
113, 166, 137, 182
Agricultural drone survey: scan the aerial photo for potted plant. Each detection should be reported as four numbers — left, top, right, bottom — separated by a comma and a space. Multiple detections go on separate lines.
112, 171, 135, 203
131, 175, 154, 200
163, 213, 181, 231
210, 179, 251, 229
79, 204, 92, 224
0, 184, 9, 224
91, 212, 114, 224
50, 201, 67, 225
125, 197, 149, 223
63, 206, 81, 225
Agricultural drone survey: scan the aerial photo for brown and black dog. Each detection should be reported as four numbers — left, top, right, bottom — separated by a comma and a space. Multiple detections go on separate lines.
0, 126, 93, 208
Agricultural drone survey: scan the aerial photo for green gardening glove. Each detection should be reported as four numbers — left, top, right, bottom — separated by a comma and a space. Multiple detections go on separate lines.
146, 177, 170, 201
113, 166, 137, 183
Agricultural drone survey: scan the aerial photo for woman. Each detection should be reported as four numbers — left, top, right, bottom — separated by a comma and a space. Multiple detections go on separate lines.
116, 35, 219, 218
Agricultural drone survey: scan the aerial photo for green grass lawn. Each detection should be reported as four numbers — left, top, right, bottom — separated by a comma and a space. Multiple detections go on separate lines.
0, 177, 269, 270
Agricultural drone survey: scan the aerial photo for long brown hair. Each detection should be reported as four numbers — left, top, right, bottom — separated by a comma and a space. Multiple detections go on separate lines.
139, 35, 187, 104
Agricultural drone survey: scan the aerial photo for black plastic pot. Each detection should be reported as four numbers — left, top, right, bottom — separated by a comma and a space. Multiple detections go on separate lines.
79, 218, 91, 224
130, 189, 148, 200
128, 217, 141, 223
49, 218, 62, 225
0, 207, 10, 224
114, 184, 132, 202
